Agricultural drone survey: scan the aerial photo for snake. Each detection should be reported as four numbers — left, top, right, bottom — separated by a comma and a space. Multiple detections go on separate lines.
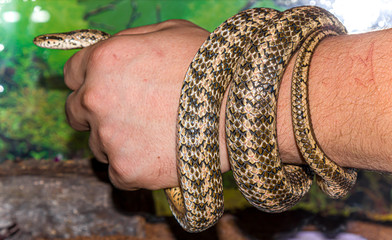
33, 6, 357, 233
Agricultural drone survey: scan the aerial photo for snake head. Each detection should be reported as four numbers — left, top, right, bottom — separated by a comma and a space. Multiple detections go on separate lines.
33, 29, 111, 50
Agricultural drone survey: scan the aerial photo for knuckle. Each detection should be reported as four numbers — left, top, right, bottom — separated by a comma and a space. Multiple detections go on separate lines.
88, 135, 108, 163
66, 115, 87, 131
96, 124, 113, 145
159, 19, 194, 28
87, 41, 114, 68
80, 87, 102, 113
65, 112, 79, 130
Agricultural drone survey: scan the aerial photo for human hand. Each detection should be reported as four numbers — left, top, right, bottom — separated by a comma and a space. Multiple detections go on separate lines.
64, 20, 231, 190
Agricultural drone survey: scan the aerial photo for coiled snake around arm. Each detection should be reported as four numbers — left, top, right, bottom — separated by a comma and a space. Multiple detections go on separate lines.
34, 6, 357, 233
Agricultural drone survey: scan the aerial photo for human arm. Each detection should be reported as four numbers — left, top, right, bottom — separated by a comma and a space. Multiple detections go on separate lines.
279, 28, 392, 172
64, 20, 392, 191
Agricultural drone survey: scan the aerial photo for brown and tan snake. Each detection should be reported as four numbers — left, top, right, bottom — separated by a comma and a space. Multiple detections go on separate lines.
34, 6, 357, 233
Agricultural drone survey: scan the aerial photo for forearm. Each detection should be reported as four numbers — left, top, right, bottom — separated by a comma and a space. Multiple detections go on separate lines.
218, 28, 392, 173
271, 28, 392, 172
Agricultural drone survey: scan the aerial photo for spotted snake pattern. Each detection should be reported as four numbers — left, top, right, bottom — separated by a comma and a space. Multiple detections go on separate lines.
33, 6, 357, 233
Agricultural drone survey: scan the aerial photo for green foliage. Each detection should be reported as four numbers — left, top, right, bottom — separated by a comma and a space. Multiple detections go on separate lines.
0, 87, 89, 160
253, 0, 284, 10
0, 0, 90, 160
152, 189, 171, 216
79, 0, 282, 32
1, 0, 281, 161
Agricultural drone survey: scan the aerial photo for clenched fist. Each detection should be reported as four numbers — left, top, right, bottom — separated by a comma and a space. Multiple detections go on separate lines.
64, 20, 230, 190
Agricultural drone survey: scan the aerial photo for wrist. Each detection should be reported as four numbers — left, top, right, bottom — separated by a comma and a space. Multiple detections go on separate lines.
278, 29, 392, 172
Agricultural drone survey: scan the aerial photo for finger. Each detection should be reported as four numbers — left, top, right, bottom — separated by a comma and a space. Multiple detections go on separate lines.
115, 22, 163, 35
65, 90, 90, 131
64, 49, 88, 91
88, 129, 109, 164
115, 19, 196, 35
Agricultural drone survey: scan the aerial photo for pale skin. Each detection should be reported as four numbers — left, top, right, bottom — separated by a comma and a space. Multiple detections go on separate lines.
64, 19, 392, 191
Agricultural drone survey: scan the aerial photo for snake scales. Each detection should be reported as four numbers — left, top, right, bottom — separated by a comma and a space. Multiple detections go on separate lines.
34, 6, 357, 233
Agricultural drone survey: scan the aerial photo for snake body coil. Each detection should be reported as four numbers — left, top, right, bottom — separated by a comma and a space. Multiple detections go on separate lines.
34, 6, 357, 233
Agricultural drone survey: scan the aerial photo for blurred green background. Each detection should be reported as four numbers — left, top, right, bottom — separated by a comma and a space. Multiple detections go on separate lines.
2, 0, 392, 220
0, 0, 281, 162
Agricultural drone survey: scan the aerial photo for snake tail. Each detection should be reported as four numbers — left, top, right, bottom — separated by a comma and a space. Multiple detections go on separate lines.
291, 28, 358, 198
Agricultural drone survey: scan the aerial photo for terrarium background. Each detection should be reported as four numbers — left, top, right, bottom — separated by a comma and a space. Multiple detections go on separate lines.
1, 0, 392, 218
